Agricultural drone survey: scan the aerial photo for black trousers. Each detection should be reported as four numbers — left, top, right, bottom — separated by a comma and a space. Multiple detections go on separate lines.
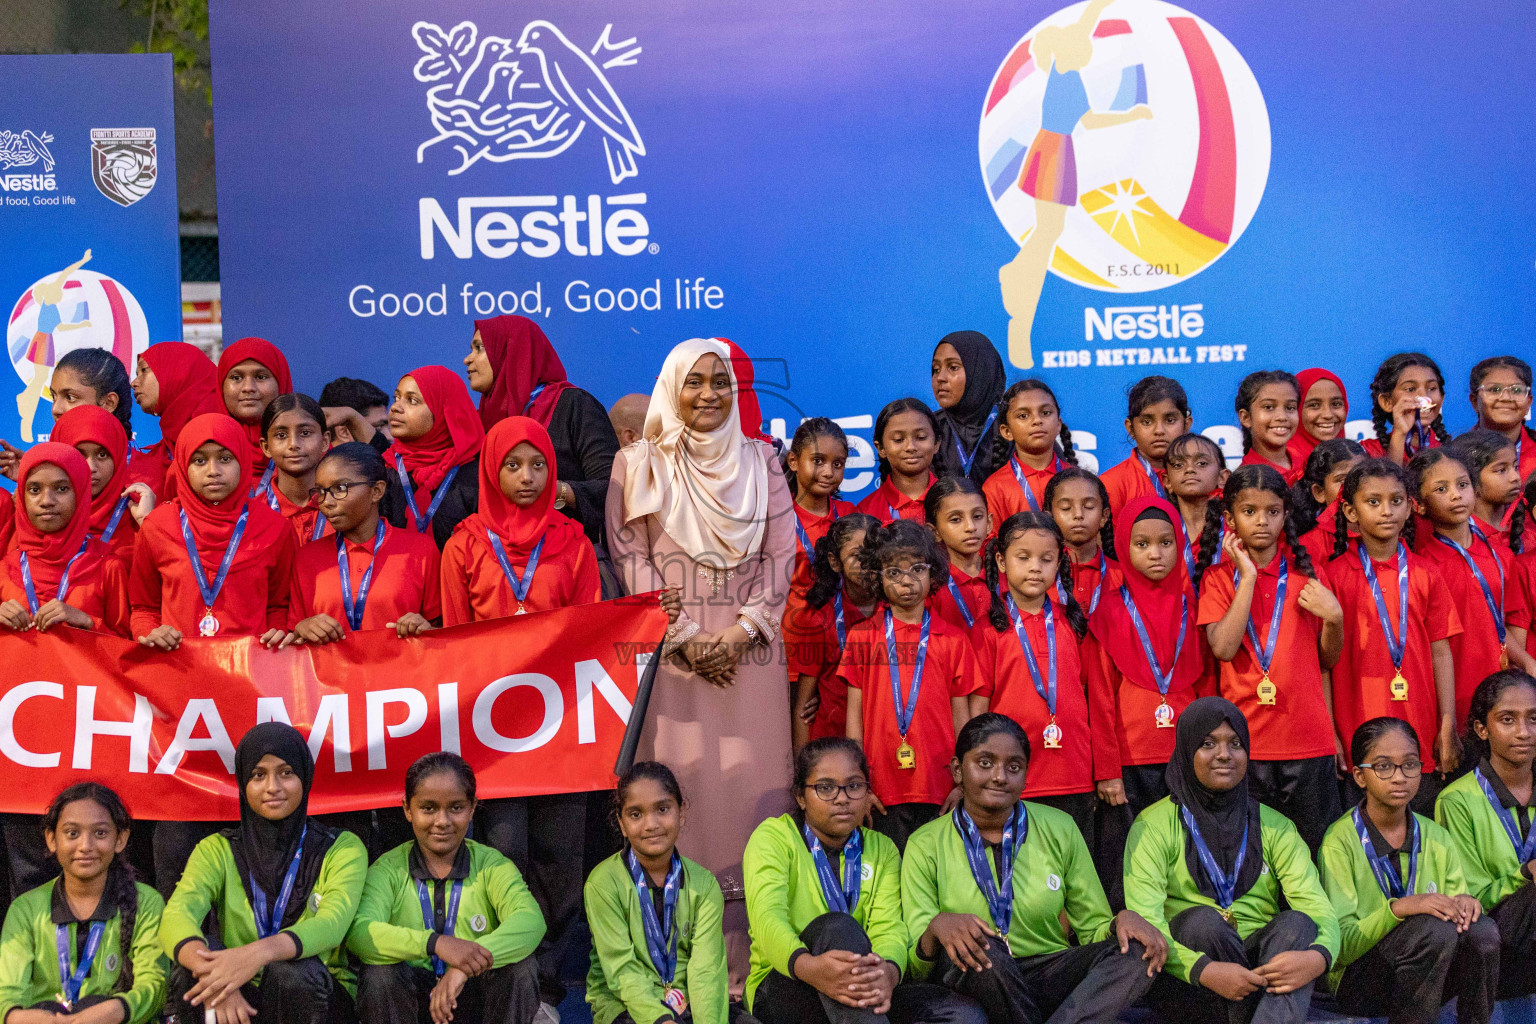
752, 912, 986, 1024
1147, 907, 1319, 1024
155, 820, 226, 899
169, 957, 353, 1024
1094, 764, 1168, 912
1334, 912, 1500, 1024
1492, 882, 1536, 999
354, 959, 539, 1024
1246, 757, 1341, 855
613, 1005, 763, 1024
871, 803, 940, 855
933, 933, 1155, 1024
476, 793, 586, 1005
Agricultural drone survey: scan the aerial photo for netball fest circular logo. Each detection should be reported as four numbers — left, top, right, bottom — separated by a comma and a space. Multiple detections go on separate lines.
7, 253, 150, 440
980, 0, 1270, 370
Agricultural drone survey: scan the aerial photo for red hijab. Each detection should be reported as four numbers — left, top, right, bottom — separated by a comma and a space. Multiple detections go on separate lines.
218, 337, 294, 464
722, 338, 771, 443
1088, 494, 1205, 693
0, 500, 13, 557
170, 413, 291, 576
1291, 368, 1349, 461
5, 443, 103, 596
460, 416, 586, 561
384, 366, 485, 503
141, 341, 224, 469
50, 405, 132, 536
472, 315, 574, 429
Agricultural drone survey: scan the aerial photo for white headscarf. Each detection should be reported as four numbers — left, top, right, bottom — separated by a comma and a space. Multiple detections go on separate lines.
622, 338, 770, 567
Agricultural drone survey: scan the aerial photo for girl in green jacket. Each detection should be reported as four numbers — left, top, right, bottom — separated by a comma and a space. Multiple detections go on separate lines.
159, 722, 368, 1024
585, 761, 746, 1024
1435, 669, 1536, 1001
348, 752, 543, 1024
742, 737, 985, 1024
901, 713, 1166, 1024
0, 783, 166, 1024
1124, 697, 1338, 1024
1321, 717, 1495, 1024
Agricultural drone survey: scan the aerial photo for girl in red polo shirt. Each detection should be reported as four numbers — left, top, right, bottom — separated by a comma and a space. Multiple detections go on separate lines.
49, 404, 156, 563
1409, 447, 1535, 726
0, 444, 129, 636
839, 519, 979, 851
1362, 352, 1449, 465
217, 336, 293, 484
1235, 370, 1303, 485
1100, 376, 1192, 515
785, 416, 855, 597
287, 442, 441, 643
1167, 432, 1229, 590
1294, 438, 1366, 568
1197, 464, 1344, 851
975, 511, 1114, 840
129, 413, 296, 649
259, 393, 333, 544
1043, 467, 1120, 616
786, 512, 880, 749
924, 476, 991, 638
441, 415, 600, 623
1288, 367, 1349, 466
853, 398, 938, 525
1446, 428, 1524, 546
1323, 458, 1460, 812
980, 379, 1077, 524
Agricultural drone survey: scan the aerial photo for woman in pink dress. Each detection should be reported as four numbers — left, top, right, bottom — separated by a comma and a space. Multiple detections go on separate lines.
606, 337, 796, 989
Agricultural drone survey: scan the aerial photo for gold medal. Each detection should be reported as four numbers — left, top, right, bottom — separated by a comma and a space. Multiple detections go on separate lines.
896, 741, 916, 769
1502, 646, 1510, 670
663, 988, 688, 1014
1043, 717, 1062, 749
1390, 672, 1409, 701
1154, 701, 1175, 729
1257, 675, 1277, 706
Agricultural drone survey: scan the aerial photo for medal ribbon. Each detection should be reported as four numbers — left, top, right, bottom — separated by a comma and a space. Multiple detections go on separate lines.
1351, 807, 1418, 899
1120, 586, 1188, 697
1434, 527, 1506, 645
1357, 541, 1409, 673
833, 590, 848, 652
947, 579, 975, 628
100, 493, 132, 545
1474, 767, 1536, 864
1135, 451, 1168, 499
1179, 804, 1248, 909
953, 802, 1029, 935
522, 383, 547, 416
19, 538, 90, 615
1006, 594, 1056, 717
488, 534, 543, 607
415, 876, 464, 977
628, 849, 684, 983
1010, 453, 1061, 513
955, 408, 998, 476
393, 456, 461, 534
178, 505, 250, 616
1184, 521, 1224, 584
338, 520, 387, 630
254, 463, 278, 510
1233, 557, 1287, 678
884, 609, 930, 738
54, 920, 105, 1010
803, 822, 862, 914
1058, 550, 1107, 615
250, 825, 307, 938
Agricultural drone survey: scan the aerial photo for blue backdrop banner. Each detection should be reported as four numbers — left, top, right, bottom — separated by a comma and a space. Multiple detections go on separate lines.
1, 53, 181, 452
208, 1, 1534, 493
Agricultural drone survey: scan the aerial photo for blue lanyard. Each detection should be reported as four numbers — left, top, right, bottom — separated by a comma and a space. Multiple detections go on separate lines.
19, 539, 90, 615
415, 875, 464, 977
1352, 807, 1418, 900
884, 609, 930, 737
1179, 804, 1248, 909
628, 850, 683, 983
1120, 586, 1188, 696
309, 511, 328, 541
394, 456, 461, 534
1006, 594, 1057, 716
54, 919, 105, 1009
947, 579, 975, 628
250, 825, 307, 938
523, 383, 547, 415
1184, 521, 1224, 584
1474, 767, 1536, 864
803, 822, 862, 913
1434, 527, 1506, 645
178, 505, 250, 613
1010, 454, 1060, 513
338, 520, 387, 630
954, 409, 998, 476
887, 503, 902, 522
793, 504, 839, 559
1404, 407, 1431, 459
1135, 451, 1167, 499
254, 463, 278, 509
1233, 557, 1287, 676
953, 803, 1028, 935
1357, 541, 1409, 671
100, 493, 132, 544
1057, 550, 1107, 615
833, 590, 848, 651
488, 534, 544, 607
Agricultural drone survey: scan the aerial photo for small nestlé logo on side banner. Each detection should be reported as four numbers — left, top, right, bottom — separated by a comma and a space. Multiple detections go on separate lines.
90, 128, 157, 207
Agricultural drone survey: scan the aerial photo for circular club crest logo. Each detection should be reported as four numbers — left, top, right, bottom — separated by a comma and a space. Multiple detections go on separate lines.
980, 0, 1269, 368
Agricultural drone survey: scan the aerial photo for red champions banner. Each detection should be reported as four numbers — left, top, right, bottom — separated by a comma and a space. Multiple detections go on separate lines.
0, 595, 666, 820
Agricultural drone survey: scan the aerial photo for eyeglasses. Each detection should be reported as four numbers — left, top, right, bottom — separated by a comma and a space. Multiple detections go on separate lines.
309, 481, 366, 502
1355, 759, 1424, 780
881, 563, 932, 582
805, 780, 869, 801
1479, 384, 1532, 399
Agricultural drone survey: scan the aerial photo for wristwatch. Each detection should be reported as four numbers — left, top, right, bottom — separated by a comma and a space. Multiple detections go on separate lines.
737, 616, 760, 645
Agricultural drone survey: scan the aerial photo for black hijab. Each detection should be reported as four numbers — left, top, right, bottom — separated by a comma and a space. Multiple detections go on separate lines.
931, 331, 1007, 485
226, 722, 337, 931
1165, 696, 1264, 902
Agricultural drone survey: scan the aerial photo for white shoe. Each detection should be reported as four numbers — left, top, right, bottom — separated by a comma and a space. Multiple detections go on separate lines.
533, 1003, 561, 1024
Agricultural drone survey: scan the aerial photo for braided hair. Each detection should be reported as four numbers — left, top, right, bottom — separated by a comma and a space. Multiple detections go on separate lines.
1042, 466, 1115, 558
1234, 370, 1301, 453
1369, 353, 1450, 448
784, 417, 849, 497
1331, 458, 1410, 561
1462, 669, 1536, 770
805, 512, 880, 610
1166, 432, 1229, 588
872, 398, 939, 483
42, 783, 137, 995
984, 511, 1087, 638
1292, 438, 1367, 529
1220, 464, 1316, 579
988, 380, 1079, 472
1469, 356, 1536, 448
1448, 428, 1524, 553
